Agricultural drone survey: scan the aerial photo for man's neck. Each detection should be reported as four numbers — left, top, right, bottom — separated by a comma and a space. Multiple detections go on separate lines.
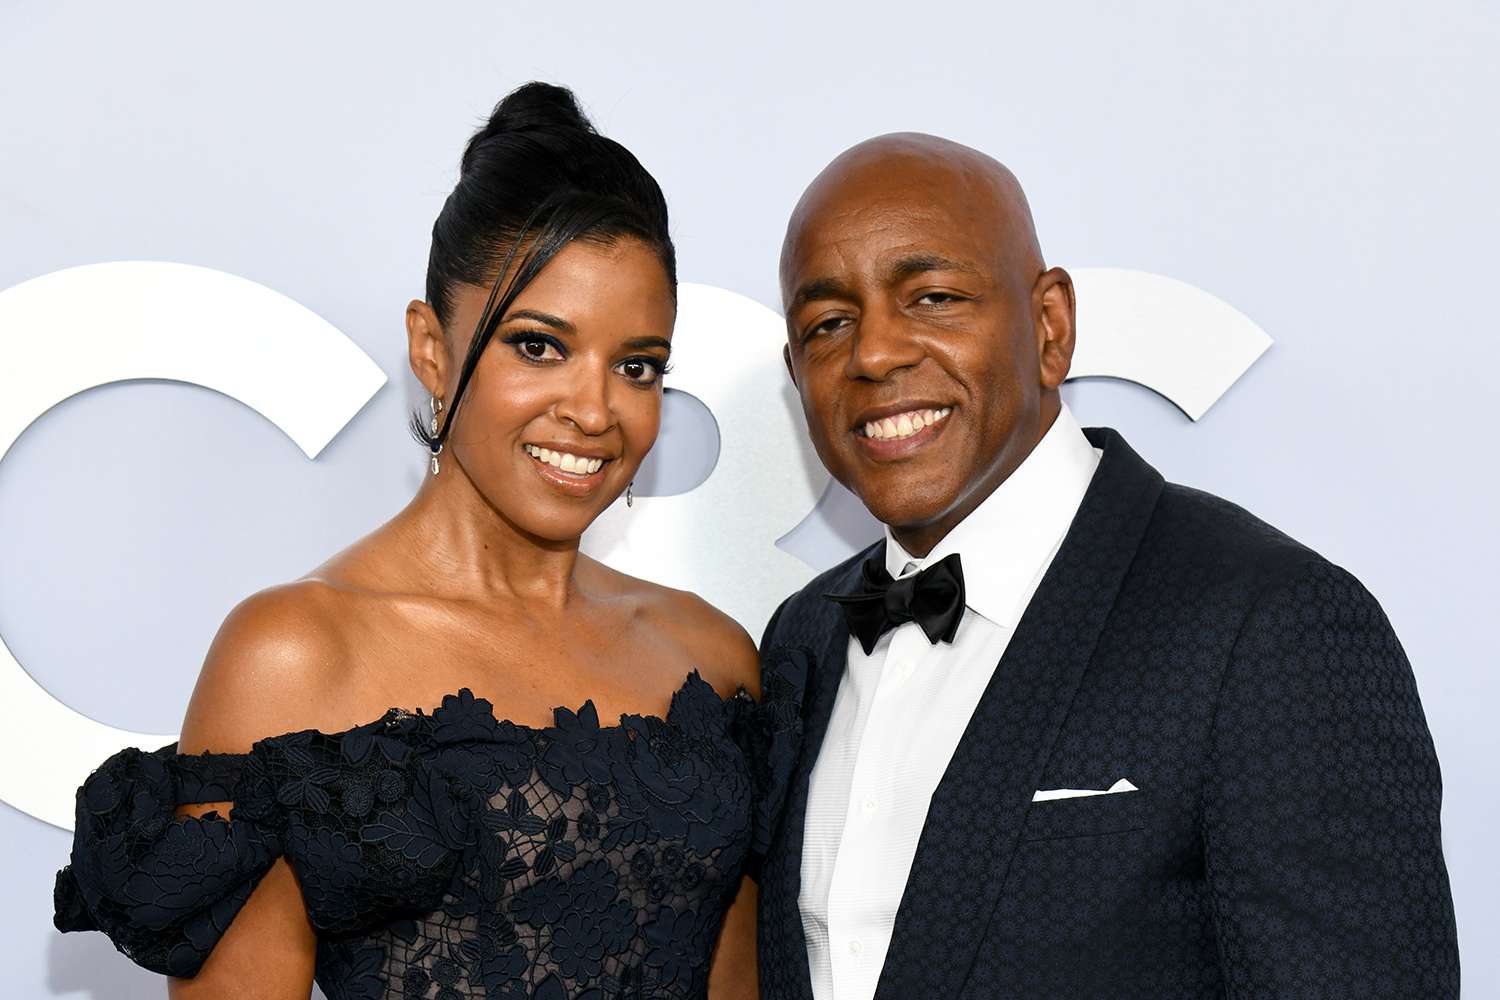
889, 402, 1061, 558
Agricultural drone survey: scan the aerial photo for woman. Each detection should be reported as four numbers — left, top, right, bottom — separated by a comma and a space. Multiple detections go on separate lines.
52, 82, 794, 1000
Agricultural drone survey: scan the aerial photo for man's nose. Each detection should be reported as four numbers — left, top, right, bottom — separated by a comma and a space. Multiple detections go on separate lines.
844, 310, 923, 381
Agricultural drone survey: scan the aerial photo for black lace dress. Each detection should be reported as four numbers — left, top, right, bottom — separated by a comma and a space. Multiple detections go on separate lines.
53, 668, 799, 1000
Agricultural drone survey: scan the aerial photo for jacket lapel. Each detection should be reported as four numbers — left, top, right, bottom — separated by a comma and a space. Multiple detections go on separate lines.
763, 544, 873, 1000
873, 428, 1165, 998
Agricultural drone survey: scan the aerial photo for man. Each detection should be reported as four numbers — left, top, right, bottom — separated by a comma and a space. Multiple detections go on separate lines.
755, 133, 1459, 999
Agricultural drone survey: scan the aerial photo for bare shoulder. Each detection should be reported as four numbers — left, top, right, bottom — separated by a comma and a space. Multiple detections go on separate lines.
178, 579, 355, 755
577, 556, 760, 700
650, 586, 761, 701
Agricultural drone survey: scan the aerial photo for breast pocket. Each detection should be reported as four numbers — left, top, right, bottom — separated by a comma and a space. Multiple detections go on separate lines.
1019, 788, 1147, 842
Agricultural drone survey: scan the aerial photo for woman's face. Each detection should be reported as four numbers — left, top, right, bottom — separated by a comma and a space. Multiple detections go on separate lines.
415, 237, 676, 543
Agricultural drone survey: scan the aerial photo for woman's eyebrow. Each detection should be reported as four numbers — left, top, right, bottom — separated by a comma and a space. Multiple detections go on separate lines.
623, 336, 672, 352
506, 308, 574, 332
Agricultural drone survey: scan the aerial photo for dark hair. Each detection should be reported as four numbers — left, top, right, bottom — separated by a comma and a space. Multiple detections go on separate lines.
412, 81, 676, 454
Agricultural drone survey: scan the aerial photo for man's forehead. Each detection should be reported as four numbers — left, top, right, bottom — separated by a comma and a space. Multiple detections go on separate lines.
782, 194, 995, 289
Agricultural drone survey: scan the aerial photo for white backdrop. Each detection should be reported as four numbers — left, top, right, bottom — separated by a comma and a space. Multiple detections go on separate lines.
1, 2, 1494, 996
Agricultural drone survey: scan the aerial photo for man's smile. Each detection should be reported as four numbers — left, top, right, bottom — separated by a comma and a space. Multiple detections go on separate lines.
856, 405, 953, 441
851, 403, 955, 459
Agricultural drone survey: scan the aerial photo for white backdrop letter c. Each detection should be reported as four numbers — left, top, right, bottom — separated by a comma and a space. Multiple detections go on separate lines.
0, 262, 386, 830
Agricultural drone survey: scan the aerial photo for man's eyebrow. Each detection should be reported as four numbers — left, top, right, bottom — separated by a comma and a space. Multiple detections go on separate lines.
885, 253, 981, 281
623, 336, 672, 352
505, 308, 575, 333
788, 276, 855, 310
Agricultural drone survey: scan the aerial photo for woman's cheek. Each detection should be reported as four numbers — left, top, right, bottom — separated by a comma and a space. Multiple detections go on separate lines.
622, 394, 663, 461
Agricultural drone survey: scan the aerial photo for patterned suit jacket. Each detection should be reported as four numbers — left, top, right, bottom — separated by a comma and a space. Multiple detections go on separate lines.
756, 427, 1459, 999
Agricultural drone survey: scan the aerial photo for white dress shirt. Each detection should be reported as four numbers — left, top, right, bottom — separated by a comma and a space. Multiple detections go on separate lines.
799, 404, 1102, 1000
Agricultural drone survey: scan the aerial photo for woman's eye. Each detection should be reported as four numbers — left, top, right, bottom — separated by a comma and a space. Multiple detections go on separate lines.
506, 334, 564, 362
616, 358, 665, 385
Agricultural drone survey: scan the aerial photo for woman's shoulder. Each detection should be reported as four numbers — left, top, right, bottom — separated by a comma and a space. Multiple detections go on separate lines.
179, 578, 363, 755
582, 558, 760, 701
657, 587, 760, 700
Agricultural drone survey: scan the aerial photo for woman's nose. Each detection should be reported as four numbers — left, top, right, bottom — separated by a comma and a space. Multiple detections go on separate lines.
554, 367, 613, 435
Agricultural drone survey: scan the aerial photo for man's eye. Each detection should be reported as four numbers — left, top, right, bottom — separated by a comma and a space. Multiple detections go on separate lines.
916, 292, 959, 305
807, 316, 850, 339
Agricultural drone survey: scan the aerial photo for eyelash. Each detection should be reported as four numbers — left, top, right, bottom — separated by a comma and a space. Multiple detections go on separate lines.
499, 331, 671, 386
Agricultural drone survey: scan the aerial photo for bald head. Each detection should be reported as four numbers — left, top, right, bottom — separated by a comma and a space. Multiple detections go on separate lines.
780, 132, 1044, 303
777, 131, 1076, 557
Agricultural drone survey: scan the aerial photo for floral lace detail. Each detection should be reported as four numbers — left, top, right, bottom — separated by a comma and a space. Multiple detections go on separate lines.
54, 668, 800, 999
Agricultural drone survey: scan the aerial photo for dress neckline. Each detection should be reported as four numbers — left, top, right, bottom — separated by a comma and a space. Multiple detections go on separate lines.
380, 667, 750, 733
172, 667, 753, 763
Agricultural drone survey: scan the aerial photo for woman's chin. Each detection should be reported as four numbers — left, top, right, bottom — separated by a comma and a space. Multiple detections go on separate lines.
483, 489, 622, 546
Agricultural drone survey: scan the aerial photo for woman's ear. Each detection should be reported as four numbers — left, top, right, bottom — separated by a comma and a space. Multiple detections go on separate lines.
406, 299, 449, 397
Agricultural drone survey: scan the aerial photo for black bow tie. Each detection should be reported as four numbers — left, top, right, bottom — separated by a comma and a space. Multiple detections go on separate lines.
826, 551, 966, 656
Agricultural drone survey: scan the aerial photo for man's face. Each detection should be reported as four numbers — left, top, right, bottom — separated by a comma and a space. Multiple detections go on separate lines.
781, 155, 1065, 552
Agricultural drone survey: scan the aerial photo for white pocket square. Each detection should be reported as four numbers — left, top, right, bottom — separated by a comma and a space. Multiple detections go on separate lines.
1031, 778, 1137, 802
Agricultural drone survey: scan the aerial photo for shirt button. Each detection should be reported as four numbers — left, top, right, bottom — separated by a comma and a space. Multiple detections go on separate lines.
861, 798, 878, 815
849, 939, 863, 956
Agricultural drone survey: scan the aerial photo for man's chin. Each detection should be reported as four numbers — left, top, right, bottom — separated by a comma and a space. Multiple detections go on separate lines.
852, 479, 961, 537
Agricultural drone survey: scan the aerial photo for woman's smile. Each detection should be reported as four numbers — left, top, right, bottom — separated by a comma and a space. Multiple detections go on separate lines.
522, 441, 613, 496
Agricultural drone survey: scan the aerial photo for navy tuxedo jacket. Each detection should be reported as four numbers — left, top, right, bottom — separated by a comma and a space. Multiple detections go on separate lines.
755, 427, 1458, 999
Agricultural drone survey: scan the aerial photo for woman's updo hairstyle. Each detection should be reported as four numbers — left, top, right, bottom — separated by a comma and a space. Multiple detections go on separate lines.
412, 81, 676, 455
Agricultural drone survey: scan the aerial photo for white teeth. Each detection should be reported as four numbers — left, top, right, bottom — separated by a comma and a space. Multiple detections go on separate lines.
524, 445, 606, 476
861, 407, 953, 441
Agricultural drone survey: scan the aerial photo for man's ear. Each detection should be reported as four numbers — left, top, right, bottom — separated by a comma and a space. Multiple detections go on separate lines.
1032, 266, 1076, 390
783, 342, 798, 387
406, 299, 449, 398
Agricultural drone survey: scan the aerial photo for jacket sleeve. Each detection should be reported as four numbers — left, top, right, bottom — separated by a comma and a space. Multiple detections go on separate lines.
731, 596, 801, 881
1202, 558, 1459, 997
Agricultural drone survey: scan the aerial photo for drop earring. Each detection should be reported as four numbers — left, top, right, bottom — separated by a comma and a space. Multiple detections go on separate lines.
428, 395, 444, 476
626, 481, 634, 507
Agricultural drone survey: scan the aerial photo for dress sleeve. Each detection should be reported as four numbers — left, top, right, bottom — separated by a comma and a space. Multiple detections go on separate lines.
730, 646, 807, 880
52, 743, 282, 978
53, 715, 475, 978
